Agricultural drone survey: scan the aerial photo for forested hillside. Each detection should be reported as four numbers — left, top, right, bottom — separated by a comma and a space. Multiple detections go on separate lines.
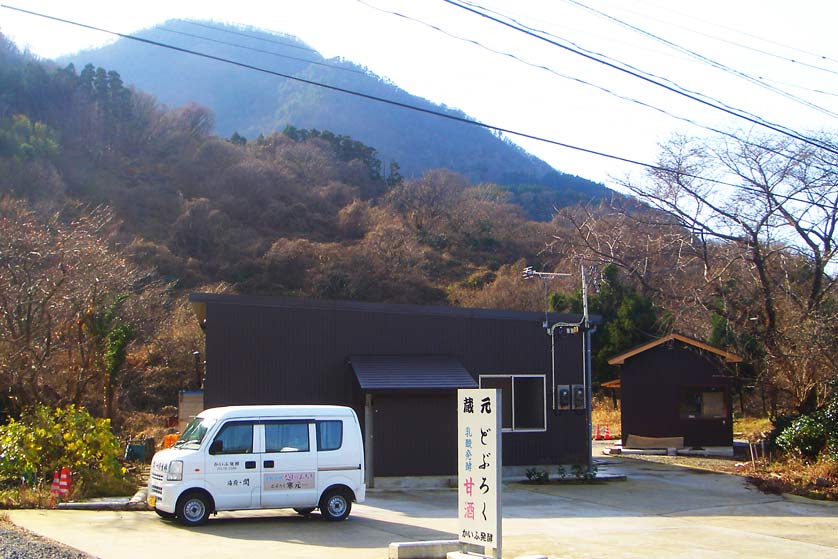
2, 29, 835, 426
58, 19, 609, 215
0, 32, 581, 418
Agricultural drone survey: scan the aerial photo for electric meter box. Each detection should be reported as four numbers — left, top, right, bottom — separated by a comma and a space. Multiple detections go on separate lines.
571, 384, 586, 410
557, 385, 571, 410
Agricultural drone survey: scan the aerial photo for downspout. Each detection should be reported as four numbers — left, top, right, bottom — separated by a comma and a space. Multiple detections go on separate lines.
550, 325, 557, 410
585, 325, 597, 475
364, 393, 374, 489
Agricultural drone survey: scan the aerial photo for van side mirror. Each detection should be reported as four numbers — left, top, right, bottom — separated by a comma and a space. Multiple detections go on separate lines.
209, 440, 223, 454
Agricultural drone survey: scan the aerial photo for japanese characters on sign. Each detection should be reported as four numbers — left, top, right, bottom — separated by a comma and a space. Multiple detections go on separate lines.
263, 471, 316, 491
211, 460, 241, 471
458, 388, 502, 552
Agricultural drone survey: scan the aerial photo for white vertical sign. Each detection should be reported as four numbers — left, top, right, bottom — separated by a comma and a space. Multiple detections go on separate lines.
457, 388, 502, 555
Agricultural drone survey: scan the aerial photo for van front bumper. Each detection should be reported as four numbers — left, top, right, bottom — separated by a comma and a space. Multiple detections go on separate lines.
147, 473, 179, 514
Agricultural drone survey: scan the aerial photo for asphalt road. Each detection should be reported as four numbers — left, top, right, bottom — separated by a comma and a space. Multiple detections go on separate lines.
7, 453, 838, 559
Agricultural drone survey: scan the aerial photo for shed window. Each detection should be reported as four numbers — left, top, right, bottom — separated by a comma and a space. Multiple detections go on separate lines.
681, 387, 726, 419
479, 375, 546, 431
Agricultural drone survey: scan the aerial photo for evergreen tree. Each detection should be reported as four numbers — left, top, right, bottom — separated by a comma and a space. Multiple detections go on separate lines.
550, 264, 662, 384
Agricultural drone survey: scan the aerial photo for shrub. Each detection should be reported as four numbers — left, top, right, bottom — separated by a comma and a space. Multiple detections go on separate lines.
771, 393, 838, 461
775, 415, 827, 459
820, 398, 838, 461
0, 405, 125, 493
525, 467, 549, 483
571, 463, 598, 480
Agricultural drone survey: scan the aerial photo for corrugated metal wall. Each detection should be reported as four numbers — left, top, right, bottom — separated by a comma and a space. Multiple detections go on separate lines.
200, 295, 589, 474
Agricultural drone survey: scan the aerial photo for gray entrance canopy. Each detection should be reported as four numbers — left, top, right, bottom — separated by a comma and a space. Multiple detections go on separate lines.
349, 355, 477, 391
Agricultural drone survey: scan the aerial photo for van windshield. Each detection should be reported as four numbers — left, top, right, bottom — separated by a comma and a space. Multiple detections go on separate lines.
174, 417, 217, 449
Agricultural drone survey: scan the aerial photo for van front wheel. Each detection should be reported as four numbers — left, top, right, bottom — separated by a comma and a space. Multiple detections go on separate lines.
177, 491, 211, 526
155, 508, 176, 520
319, 489, 351, 521
293, 507, 315, 516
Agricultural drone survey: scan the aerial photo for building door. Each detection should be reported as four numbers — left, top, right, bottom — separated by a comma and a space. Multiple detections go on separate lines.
373, 394, 458, 476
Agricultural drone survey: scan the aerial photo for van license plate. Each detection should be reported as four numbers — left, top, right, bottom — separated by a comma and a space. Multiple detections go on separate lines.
148, 495, 156, 508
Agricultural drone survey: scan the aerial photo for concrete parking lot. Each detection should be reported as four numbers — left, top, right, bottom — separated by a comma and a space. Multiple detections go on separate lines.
8, 455, 838, 559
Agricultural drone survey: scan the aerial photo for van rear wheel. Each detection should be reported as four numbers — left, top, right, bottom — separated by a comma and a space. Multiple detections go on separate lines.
319, 489, 351, 521
176, 491, 211, 526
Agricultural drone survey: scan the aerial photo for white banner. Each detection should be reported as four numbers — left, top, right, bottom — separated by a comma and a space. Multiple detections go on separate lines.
457, 388, 502, 552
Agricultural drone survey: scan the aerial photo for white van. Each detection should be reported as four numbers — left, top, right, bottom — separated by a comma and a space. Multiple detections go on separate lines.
147, 405, 365, 525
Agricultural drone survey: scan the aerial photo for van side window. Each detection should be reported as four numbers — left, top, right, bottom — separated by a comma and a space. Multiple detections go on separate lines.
265, 421, 310, 453
316, 420, 343, 451
210, 422, 253, 455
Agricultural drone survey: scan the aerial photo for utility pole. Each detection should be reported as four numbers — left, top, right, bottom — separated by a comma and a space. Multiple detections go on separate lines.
523, 264, 598, 476
580, 264, 598, 476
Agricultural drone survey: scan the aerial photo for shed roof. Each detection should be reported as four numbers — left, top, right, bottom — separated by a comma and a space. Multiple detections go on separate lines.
349, 355, 477, 391
607, 333, 743, 366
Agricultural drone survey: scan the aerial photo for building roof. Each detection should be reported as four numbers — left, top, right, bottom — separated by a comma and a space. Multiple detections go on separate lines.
189, 292, 598, 325
607, 333, 743, 366
349, 355, 478, 391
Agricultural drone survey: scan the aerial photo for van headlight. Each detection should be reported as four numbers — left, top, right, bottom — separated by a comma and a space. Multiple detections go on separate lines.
166, 460, 183, 481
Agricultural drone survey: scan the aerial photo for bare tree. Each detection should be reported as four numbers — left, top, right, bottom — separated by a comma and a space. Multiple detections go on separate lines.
0, 198, 159, 416
613, 132, 838, 411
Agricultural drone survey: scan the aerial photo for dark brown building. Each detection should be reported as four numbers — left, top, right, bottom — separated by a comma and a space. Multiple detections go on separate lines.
608, 334, 742, 448
190, 293, 593, 481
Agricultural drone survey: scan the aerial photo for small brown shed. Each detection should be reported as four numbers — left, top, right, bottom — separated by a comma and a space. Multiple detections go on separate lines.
608, 334, 742, 448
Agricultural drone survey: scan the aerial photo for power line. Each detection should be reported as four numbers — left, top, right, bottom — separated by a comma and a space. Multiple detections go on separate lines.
450, 0, 838, 150
562, 0, 838, 119
449, 0, 814, 135
428, 0, 838, 174
357, 1, 714, 127
0, 5, 675, 171
356, 0, 821, 163
616, 2, 838, 78
441, 0, 838, 156
3, 4, 836, 212
634, 0, 838, 68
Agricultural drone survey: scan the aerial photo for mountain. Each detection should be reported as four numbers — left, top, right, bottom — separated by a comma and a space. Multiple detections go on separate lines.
0, 32, 552, 302
58, 20, 609, 208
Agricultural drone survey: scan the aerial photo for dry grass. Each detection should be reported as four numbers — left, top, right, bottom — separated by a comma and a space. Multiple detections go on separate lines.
733, 416, 773, 441
0, 485, 55, 509
592, 393, 621, 438
745, 455, 838, 500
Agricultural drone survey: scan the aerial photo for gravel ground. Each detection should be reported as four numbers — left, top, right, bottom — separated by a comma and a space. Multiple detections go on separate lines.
0, 519, 96, 559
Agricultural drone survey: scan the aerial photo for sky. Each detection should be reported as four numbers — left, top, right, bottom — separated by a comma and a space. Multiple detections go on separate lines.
2, 0, 837, 189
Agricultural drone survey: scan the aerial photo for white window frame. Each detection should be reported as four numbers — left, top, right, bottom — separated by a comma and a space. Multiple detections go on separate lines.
479, 374, 547, 433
